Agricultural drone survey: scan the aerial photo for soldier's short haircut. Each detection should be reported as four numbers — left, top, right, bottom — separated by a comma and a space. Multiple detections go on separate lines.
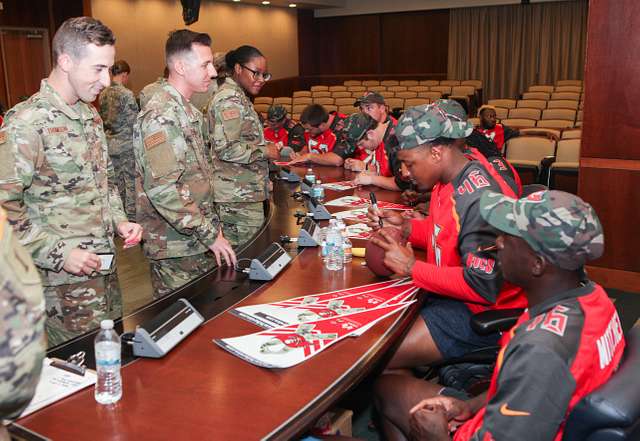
165, 29, 211, 66
52, 17, 115, 66
110, 60, 130, 76
300, 104, 329, 127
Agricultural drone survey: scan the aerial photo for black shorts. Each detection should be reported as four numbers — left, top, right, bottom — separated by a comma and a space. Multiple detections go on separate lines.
420, 295, 500, 360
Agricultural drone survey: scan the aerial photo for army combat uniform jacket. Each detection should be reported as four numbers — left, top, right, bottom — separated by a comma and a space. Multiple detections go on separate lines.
99, 82, 138, 154
0, 80, 127, 286
208, 78, 268, 203
134, 83, 220, 260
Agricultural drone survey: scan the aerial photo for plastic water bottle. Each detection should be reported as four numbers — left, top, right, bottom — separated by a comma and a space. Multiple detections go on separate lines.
305, 168, 316, 184
319, 226, 329, 261
312, 180, 325, 202
325, 220, 344, 271
94, 319, 122, 405
336, 220, 353, 264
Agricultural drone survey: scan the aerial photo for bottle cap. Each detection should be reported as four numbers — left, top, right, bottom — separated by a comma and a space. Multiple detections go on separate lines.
100, 319, 114, 330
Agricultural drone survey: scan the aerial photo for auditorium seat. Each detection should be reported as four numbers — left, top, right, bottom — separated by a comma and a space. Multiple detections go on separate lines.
399, 80, 419, 86
509, 107, 541, 120
517, 99, 547, 110
430, 85, 452, 95
440, 80, 461, 87
310, 85, 329, 92
543, 108, 576, 120
404, 98, 431, 108
292, 104, 307, 114
273, 97, 292, 105
522, 91, 551, 101
343, 80, 362, 86
529, 85, 555, 94
313, 97, 334, 106
324, 104, 337, 112
312, 91, 331, 98
547, 99, 579, 110
555, 85, 582, 93
576, 110, 583, 124
328, 85, 347, 92
494, 107, 509, 120
292, 91, 311, 98
362, 80, 380, 87
488, 99, 516, 109
537, 119, 575, 129
461, 80, 482, 89
501, 118, 537, 128
562, 128, 582, 139
381, 80, 400, 86
334, 97, 354, 106
368, 85, 387, 93
254, 97, 273, 105
337, 105, 358, 115
331, 91, 352, 98
468, 117, 480, 126
408, 86, 431, 92
395, 91, 418, 99
419, 80, 440, 87
386, 97, 405, 110
551, 92, 580, 101
347, 86, 366, 93
418, 91, 443, 101
520, 127, 561, 140
387, 85, 408, 92
254, 103, 270, 116
546, 138, 580, 189
505, 136, 556, 183
556, 79, 583, 87
292, 97, 312, 105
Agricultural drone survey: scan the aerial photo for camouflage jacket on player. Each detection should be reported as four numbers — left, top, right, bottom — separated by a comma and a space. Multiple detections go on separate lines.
207, 77, 268, 203
134, 82, 220, 260
282, 118, 306, 152
0, 80, 127, 286
98, 81, 139, 155
138, 77, 167, 110
0, 206, 46, 420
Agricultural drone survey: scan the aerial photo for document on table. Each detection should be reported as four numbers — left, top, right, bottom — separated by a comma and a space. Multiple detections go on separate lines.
18, 358, 96, 418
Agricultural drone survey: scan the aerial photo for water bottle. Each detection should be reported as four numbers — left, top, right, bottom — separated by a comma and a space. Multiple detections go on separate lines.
319, 226, 329, 261
312, 180, 325, 202
325, 220, 344, 271
94, 319, 122, 405
305, 168, 316, 184
336, 220, 353, 264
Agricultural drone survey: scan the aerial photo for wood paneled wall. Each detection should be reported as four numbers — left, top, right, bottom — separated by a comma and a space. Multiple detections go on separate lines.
580, 0, 640, 293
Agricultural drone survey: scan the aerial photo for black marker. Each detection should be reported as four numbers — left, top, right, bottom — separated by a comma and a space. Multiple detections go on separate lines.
369, 192, 384, 228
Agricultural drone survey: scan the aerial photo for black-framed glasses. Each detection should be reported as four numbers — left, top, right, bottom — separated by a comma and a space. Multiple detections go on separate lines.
241, 65, 272, 81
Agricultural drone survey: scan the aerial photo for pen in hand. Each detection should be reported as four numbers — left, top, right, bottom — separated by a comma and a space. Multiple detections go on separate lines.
369, 191, 384, 228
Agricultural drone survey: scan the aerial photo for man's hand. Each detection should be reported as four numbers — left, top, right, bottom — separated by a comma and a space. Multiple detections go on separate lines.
353, 171, 374, 186
63, 249, 101, 276
369, 229, 416, 276
366, 205, 405, 231
117, 221, 143, 248
266, 142, 281, 160
401, 189, 431, 206
344, 158, 366, 172
409, 403, 451, 441
209, 231, 237, 267
288, 152, 311, 165
410, 396, 474, 430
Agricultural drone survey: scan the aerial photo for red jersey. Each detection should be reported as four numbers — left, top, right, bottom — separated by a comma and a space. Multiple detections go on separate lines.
305, 129, 337, 154
264, 127, 288, 145
464, 147, 522, 197
479, 124, 506, 151
408, 160, 526, 313
455, 282, 625, 441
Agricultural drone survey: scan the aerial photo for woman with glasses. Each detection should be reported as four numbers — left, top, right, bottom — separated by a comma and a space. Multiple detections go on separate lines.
206, 45, 280, 248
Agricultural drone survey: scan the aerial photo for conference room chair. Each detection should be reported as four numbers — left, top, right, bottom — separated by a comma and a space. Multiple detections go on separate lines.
547, 100, 579, 110
399, 80, 420, 86
254, 97, 273, 105
555, 85, 582, 93
369, 85, 387, 93
331, 91, 352, 98
381, 80, 400, 86
419, 80, 440, 87
522, 91, 551, 101
494, 107, 510, 120
292, 97, 312, 105
430, 85, 452, 95
293, 91, 312, 98
537, 119, 575, 129
529, 85, 555, 94
461, 79, 482, 89
543, 138, 580, 188
520, 127, 561, 140
404, 98, 431, 108
312, 91, 331, 98
310, 85, 329, 92
517, 99, 547, 110
543, 108, 577, 121
551, 92, 581, 101
362, 80, 380, 87
273, 97, 292, 105
440, 79, 461, 87
343, 80, 362, 86
334, 97, 354, 106
418, 91, 443, 101
562, 128, 582, 139
313, 97, 334, 106
509, 107, 542, 120
328, 85, 347, 92
505, 135, 556, 183
292, 104, 307, 115
387, 85, 408, 93
395, 91, 418, 99
501, 117, 537, 128
408, 86, 431, 92
488, 98, 516, 109
386, 98, 405, 111
337, 105, 358, 115
556, 79, 583, 87
347, 86, 366, 93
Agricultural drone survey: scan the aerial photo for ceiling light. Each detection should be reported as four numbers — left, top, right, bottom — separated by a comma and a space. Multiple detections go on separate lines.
233, 0, 240, 2
289, 3, 297, 6
262, 1, 270, 4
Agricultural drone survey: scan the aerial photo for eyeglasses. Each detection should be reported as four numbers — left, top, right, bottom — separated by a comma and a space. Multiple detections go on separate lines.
241, 65, 272, 81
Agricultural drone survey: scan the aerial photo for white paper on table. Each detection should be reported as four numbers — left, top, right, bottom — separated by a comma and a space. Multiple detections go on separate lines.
323, 196, 412, 210
215, 302, 415, 369
345, 223, 372, 239
333, 208, 369, 223
320, 181, 358, 191
18, 358, 97, 418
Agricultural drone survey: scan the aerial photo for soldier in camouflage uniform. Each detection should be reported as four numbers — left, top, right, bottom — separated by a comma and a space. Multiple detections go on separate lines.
134, 30, 235, 298
0, 17, 143, 346
0, 207, 46, 430
99, 59, 139, 220
207, 45, 280, 247
138, 68, 168, 110
264, 105, 306, 153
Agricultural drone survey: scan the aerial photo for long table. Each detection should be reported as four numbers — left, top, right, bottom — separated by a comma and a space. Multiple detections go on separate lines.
14, 165, 421, 440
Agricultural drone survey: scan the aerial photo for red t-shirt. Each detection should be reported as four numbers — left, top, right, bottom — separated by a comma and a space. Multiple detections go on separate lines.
478, 124, 506, 152
264, 127, 288, 145
305, 129, 337, 154
362, 141, 393, 177
455, 282, 625, 441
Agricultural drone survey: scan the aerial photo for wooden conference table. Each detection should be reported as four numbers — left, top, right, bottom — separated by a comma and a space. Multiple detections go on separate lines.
15, 165, 422, 440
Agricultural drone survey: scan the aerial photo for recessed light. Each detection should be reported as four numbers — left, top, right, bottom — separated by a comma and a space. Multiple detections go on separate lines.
233, 0, 240, 2
262, 0, 270, 4
289, 3, 297, 6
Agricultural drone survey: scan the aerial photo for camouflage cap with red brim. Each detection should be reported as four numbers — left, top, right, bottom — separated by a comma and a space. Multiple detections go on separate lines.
434, 99, 467, 121
343, 112, 376, 150
354, 91, 386, 107
480, 190, 604, 270
396, 103, 474, 149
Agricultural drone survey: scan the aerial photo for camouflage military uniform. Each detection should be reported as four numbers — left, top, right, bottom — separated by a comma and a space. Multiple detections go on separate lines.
99, 81, 139, 220
0, 79, 127, 344
207, 78, 268, 247
138, 77, 167, 110
0, 207, 46, 421
134, 82, 220, 298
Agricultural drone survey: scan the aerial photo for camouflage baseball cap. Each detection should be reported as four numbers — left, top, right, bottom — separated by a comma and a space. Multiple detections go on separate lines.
343, 113, 376, 149
354, 91, 385, 107
480, 190, 604, 270
396, 104, 474, 149
267, 105, 287, 121
434, 99, 467, 121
